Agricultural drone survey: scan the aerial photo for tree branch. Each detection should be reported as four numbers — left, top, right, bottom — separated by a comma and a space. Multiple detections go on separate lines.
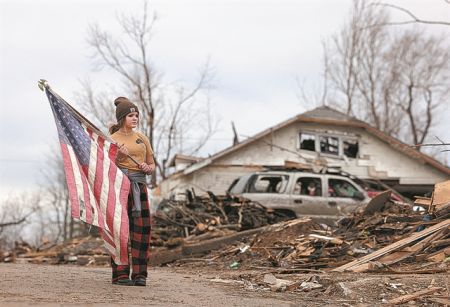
377, 3, 450, 26
0, 217, 27, 228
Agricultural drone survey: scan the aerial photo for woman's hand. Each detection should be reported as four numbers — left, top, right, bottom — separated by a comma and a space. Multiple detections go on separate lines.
118, 144, 129, 156
139, 162, 155, 174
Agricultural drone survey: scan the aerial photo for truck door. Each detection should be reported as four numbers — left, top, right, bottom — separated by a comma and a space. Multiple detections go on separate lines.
290, 175, 338, 219
326, 176, 367, 215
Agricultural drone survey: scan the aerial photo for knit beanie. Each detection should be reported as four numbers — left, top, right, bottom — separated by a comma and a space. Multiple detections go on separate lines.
114, 97, 139, 121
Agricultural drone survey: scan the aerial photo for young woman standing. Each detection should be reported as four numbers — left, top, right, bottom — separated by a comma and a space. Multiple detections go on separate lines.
109, 96, 155, 286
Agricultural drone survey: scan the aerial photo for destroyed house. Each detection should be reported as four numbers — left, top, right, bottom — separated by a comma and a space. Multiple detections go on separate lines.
160, 106, 450, 198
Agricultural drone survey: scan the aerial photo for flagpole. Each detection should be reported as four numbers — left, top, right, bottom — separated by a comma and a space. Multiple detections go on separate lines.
39, 79, 140, 167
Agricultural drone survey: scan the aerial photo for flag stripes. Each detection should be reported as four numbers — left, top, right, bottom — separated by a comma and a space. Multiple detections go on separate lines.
45, 88, 131, 265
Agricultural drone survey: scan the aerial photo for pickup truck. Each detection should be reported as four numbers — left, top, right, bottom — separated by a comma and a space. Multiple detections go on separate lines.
227, 170, 371, 224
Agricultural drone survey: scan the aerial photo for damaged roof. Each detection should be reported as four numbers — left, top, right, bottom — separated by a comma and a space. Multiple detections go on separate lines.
168, 154, 202, 167
180, 106, 450, 176
301, 106, 362, 122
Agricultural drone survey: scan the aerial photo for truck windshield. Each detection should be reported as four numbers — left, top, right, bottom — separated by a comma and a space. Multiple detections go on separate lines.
247, 174, 289, 194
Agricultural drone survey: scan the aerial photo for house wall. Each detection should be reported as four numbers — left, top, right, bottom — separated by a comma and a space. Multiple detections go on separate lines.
216, 122, 448, 183
159, 165, 262, 196
160, 122, 449, 197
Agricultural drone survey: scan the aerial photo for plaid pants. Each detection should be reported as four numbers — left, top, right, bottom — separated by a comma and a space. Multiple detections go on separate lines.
111, 183, 151, 282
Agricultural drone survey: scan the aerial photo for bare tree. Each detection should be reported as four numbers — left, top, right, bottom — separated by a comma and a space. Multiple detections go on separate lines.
296, 41, 330, 109
323, 0, 450, 150
77, 1, 217, 185
37, 146, 93, 243
326, 0, 365, 115
387, 30, 450, 146
38, 147, 72, 242
0, 149, 92, 249
0, 193, 42, 249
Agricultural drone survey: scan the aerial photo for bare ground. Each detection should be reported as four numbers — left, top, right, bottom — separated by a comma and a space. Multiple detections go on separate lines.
0, 263, 294, 306
0, 263, 448, 306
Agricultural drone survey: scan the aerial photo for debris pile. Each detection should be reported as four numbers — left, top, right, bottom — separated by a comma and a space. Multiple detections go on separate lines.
2, 181, 448, 276
213, 271, 450, 304
1, 237, 110, 266
151, 191, 290, 247
177, 186, 449, 274
0, 241, 33, 263
1, 192, 291, 266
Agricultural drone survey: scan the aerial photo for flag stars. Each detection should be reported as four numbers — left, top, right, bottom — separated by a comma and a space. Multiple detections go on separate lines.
48, 92, 91, 166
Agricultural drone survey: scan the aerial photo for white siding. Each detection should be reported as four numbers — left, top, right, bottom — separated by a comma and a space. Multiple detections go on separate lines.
160, 122, 449, 197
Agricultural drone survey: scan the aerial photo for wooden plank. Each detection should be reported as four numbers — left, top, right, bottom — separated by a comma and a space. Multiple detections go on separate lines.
182, 227, 266, 255
414, 196, 431, 200
332, 219, 450, 272
414, 198, 432, 206
284, 160, 312, 170
426, 247, 450, 262
308, 234, 343, 245
17, 252, 57, 258
150, 226, 269, 265
432, 180, 450, 207
150, 247, 183, 266
376, 229, 445, 266
387, 287, 443, 305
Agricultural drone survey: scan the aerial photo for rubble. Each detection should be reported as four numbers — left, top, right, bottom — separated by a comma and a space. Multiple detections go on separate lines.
2, 181, 449, 290
170, 181, 450, 276
1, 237, 109, 266
151, 190, 290, 248
1, 181, 448, 306
387, 287, 444, 305
1, 191, 290, 266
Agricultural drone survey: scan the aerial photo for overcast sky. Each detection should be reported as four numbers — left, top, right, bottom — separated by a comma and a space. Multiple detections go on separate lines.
0, 0, 449, 198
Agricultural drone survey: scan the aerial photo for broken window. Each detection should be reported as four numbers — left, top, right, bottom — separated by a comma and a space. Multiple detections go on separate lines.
319, 136, 339, 155
248, 175, 289, 194
299, 133, 316, 151
328, 179, 358, 198
343, 139, 359, 158
294, 177, 322, 196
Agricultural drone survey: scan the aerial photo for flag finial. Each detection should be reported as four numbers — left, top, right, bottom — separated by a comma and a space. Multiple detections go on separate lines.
38, 79, 49, 91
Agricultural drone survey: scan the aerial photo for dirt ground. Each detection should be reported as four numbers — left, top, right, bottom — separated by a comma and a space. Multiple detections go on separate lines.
0, 263, 448, 306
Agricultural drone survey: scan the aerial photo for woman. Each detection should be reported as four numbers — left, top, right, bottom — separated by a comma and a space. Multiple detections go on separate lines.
109, 96, 155, 286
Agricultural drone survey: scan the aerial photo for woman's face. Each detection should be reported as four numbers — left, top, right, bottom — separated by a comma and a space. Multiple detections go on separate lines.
124, 112, 139, 130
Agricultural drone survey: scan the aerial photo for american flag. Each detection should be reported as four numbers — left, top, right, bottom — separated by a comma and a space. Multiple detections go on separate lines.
45, 87, 130, 265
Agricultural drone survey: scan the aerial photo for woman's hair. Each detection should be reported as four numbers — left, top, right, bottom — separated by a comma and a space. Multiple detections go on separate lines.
109, 117, 125, 134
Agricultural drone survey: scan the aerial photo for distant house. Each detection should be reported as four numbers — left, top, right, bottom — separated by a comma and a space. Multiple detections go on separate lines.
160, 106, 450, 198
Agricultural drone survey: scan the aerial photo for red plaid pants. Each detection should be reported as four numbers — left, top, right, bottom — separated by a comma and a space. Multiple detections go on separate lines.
111, 183, 151, 282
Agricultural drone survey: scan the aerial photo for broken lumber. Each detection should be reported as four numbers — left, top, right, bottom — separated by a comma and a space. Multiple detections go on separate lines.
414, 196, 432, 207
308, 234, 343, 245
150, 226, 267, 265
376, 228, 446, 266
387, 287, 443, 305
182, 227, 265, 255
332, 219, 450, 272
432, 180, 450, 209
